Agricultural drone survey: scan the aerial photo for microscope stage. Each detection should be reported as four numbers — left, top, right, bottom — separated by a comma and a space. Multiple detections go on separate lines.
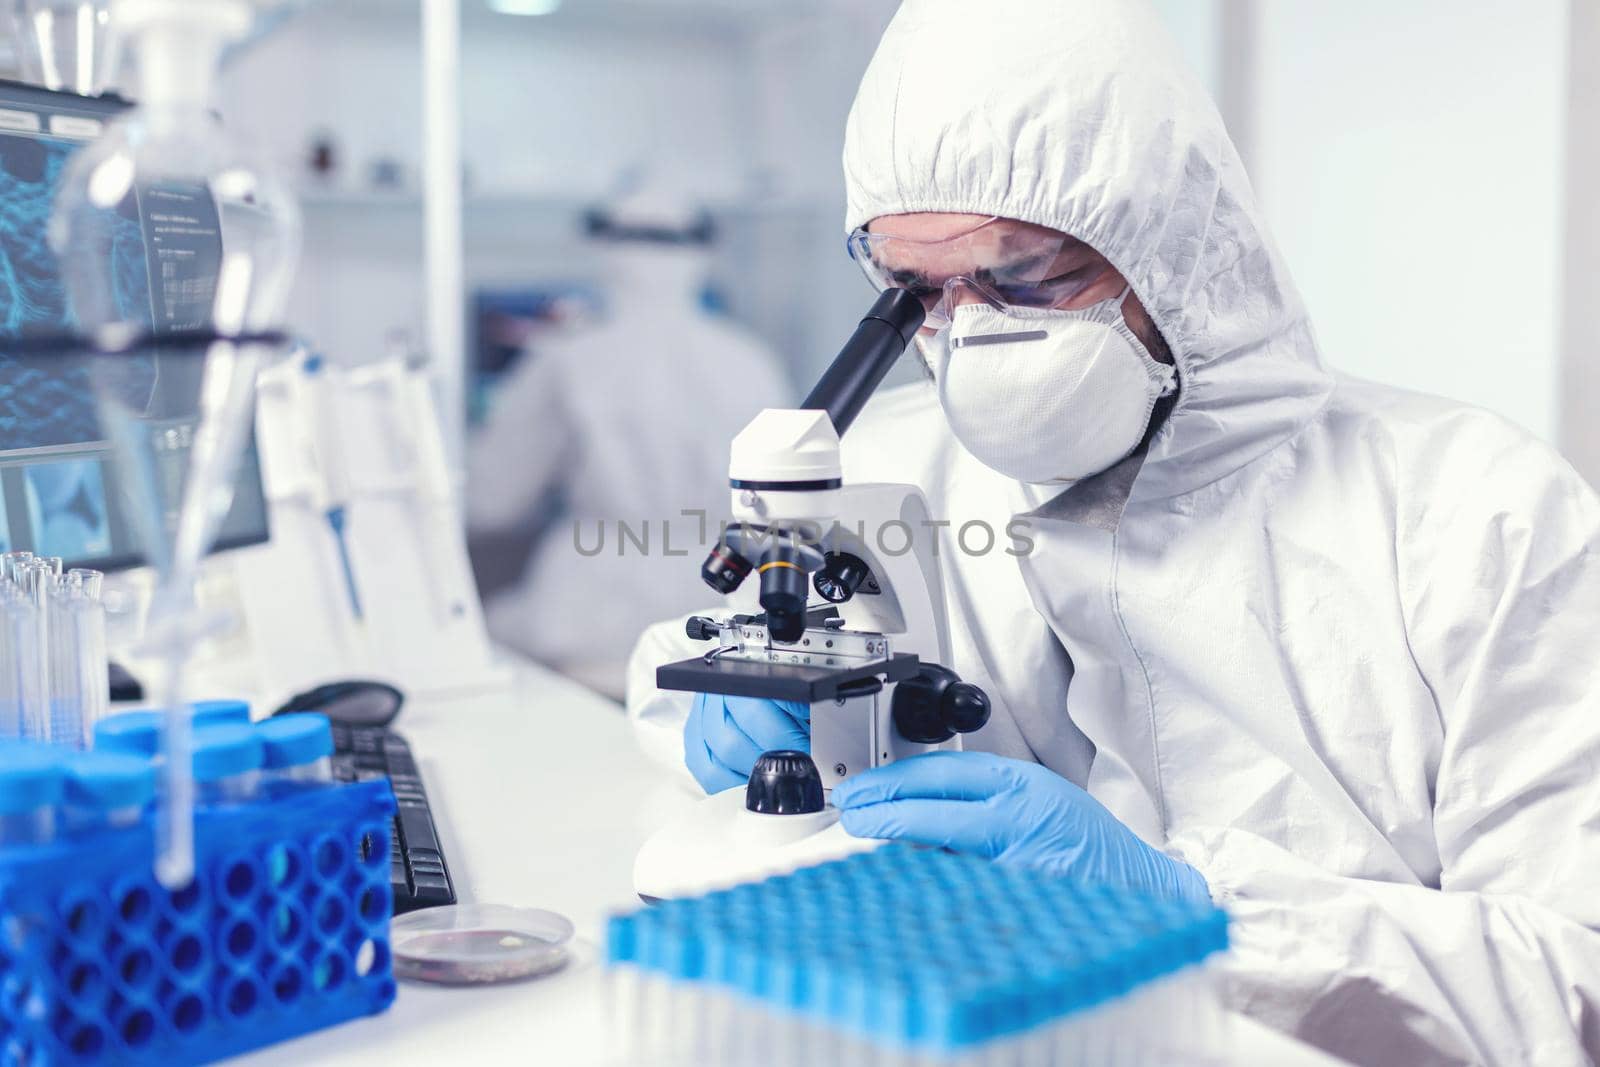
656, 651, 920, 703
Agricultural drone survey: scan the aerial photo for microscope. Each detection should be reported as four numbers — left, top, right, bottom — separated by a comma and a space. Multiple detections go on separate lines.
633, 290, 992, 899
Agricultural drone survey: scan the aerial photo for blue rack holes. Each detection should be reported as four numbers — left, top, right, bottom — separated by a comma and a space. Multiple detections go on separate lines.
269, 960, 306, 1006
165, 880, 203, 923
164, 988, 205, 1035
220, 974, 261, 1021
266, 843, 304, 892
353, 938, 390, 979
221, 916, 259, 967
117, 1004, 156, 1050
314, 895, 346, 939
357, 886, 387, 925
0, 780, 396, 1064
63, 1018, 105, 1058
312, 835, 347, 883
60, 894, 105, 949
164, 931, 204, 980
219, 855, 263, 908
356, 825, 386, 871
61, 958, 104, 1012
114, 943, 155, 994
270, 901, 307, 954
113, 882, 155, 932
311, 950, 348, 993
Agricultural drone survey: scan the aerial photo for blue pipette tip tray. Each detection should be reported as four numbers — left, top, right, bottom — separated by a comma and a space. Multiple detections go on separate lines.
0, 779, 396, 1065
606, 845, 1229, 1053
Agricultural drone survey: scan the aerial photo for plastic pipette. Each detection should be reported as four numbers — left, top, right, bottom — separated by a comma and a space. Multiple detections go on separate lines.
304, 354, 363, 620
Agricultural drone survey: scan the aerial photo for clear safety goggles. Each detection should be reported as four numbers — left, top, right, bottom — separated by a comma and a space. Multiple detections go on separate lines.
846, 216, 1120, 330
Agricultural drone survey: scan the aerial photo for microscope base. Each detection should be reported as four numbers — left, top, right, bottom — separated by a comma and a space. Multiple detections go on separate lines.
632, 788, 882, 901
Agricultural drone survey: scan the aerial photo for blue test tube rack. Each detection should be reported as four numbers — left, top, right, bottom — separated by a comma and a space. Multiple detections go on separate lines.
607, 845, 1234, 1065
0, 778, 396, 1065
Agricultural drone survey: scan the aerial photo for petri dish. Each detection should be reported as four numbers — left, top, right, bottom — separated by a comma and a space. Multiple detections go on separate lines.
390, 904, 575, 985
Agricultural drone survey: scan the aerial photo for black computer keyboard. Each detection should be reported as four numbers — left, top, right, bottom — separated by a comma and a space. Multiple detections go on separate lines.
332, 723, 456, 914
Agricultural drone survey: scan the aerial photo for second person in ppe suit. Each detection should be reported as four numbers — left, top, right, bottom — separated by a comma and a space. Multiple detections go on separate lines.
626, 2, 1600, 1064
469, 193, 790, 697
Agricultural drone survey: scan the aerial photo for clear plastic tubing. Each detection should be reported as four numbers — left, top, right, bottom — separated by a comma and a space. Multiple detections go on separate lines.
93, 709, 165, 758
256, 713, 334, 786
191, 724, 264, 805
0, 743, 65, 845
63, 751, 156, 834
189, 699, 251, 727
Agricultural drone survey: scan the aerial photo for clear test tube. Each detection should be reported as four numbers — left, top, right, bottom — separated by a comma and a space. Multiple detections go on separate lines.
10, 566, 48, 743
69, 571, 108, 744
0, 743, 64, 846
191, 724, 263, 805
1, 551, 35, 585
45, 580, 83, 749
256, 714, 334, 789
0, 585, 21, 740
22, 560, 68, 745
62, 751, 155, 835
65, 570, 98, 594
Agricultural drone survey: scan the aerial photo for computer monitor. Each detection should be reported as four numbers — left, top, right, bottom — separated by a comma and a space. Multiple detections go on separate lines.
0, 78, 270, 571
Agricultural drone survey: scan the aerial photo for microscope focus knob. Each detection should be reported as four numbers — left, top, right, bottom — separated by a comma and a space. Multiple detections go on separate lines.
745, 750, 825, 815
684, 616, 720, 642
892, 666, 992, 744
942, 682, 991, 735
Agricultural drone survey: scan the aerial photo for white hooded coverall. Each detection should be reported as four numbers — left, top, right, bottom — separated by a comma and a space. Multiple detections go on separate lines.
626, 2, 1600, 1063
469, 231, 790, 698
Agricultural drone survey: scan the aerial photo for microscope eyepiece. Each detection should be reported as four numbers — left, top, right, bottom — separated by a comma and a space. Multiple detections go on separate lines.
801, 288, 927, 436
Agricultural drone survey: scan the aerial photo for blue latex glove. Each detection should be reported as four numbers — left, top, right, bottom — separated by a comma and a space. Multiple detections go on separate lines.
831, 751, 1210, 906
683, 693, 810, 794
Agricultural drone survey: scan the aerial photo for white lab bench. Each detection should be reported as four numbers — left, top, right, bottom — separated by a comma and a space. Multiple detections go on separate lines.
231, 658, 1345, 1066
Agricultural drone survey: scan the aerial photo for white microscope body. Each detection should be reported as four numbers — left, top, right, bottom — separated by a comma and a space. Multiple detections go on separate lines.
633, 292, 991, 899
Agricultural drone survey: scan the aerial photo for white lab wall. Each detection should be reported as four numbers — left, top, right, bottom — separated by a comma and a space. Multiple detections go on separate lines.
737, 5, 902, 386
1563, 1, 1600, 486
214, 0, 900, 394
1243, 2, 1569, 443
218, 5, 428, 365
1148, 0, 1223, 98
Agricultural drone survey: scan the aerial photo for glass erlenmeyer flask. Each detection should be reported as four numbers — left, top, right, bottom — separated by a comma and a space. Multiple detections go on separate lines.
44, 0, 300, 887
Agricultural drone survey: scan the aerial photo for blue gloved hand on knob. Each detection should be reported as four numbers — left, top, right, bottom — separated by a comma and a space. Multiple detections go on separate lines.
830, 750, 1210, 906
684, 692, 811, 794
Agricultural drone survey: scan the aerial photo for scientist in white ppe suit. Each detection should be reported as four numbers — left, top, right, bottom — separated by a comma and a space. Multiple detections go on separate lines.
469, 194, 789, 697
626, 2, 1600, 1064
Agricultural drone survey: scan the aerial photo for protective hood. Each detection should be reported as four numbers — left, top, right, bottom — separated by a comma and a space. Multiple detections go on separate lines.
843, 0, 1334, 500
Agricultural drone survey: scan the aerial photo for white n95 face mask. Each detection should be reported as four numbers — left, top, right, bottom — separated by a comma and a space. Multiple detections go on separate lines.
929, 292, 1177, 484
